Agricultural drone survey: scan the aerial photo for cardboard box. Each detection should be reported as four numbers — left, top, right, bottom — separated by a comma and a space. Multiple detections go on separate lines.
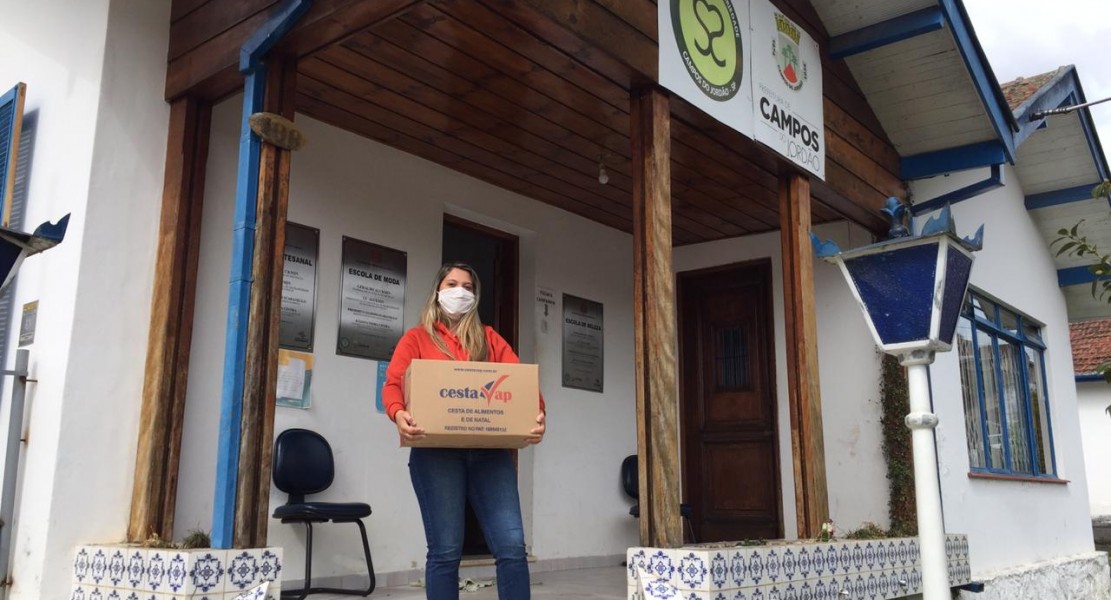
403, 359, 540, 449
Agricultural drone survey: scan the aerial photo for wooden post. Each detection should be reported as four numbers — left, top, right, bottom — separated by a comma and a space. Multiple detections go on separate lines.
129, 96, 211, 542
778, 172, 830, 539
631, 87, 681, 548
235, 60, 298, 548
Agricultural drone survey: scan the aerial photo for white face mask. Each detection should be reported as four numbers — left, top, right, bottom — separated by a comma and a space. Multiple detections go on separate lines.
438, 286, 476, 318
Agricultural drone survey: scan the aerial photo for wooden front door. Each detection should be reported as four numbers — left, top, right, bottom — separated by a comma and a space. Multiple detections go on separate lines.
679, 261, 782, 542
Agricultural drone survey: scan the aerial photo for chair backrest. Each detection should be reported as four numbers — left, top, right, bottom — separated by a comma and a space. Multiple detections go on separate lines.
620, 454, 638, 500
273, 429, 335, 501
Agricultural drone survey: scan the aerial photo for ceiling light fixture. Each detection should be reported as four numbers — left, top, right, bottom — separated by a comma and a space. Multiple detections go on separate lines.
597, 155, 609, 185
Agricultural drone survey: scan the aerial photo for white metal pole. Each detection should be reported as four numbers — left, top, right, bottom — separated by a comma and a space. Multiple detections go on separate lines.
903, 355, 950, 600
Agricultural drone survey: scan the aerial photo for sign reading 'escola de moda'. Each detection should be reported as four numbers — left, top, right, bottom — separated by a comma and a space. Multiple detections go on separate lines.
658, 0, 825, 179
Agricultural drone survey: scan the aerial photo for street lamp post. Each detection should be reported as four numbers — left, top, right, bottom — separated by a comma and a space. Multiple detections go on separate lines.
812, 199, 983, 600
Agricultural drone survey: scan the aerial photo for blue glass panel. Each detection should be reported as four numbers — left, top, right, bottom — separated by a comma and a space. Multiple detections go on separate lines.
939, 251, 974, 345
844, 243, 939, 345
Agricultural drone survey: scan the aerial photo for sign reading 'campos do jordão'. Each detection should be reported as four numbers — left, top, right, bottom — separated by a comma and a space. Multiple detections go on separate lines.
658, 0, 825, 179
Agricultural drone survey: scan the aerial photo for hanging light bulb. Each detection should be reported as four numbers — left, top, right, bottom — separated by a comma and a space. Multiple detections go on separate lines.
598, 156, 609, 185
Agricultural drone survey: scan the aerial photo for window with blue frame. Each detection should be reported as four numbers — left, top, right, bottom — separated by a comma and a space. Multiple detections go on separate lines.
956, 290, 1056, 477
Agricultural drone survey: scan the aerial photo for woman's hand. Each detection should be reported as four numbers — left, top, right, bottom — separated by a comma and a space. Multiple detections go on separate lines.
525, 412, 546, 445
394, 410, 426, 442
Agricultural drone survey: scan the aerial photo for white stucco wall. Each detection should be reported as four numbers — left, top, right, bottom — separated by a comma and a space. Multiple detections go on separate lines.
0, 1, 170, 598
673, 220, 889, 539
1078, 381, 1111, 518
912, 165, 1096, 574
177, 98, 640, 581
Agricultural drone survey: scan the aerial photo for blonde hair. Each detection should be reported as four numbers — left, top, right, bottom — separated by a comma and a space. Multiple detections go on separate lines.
420, 263, 489, 362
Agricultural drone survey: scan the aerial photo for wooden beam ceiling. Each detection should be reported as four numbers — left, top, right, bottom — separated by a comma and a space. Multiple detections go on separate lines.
168, 0, 905, 244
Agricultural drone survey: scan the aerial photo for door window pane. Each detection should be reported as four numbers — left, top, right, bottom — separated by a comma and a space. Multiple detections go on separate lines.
714, 326, 749, 390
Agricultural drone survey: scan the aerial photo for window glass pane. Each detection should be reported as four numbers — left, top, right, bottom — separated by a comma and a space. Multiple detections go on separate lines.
999, 308, 1020, 337
1025, 347, 1052, 474
972, 295, 996, 323
1022, 322, 1042, 345
956, 319, 985, 468
714, 326, 748, 390
977, 329, 1004, 468
999, 340, 1033, 474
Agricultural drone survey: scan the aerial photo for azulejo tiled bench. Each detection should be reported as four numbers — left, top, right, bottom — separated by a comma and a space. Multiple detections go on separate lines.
71, 544, 282, 600
627, 534, 972, 599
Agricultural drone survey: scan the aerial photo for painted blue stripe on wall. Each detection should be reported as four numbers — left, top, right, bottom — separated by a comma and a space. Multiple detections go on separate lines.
1076, 373, 1107, 382
901, 141, 1007, 180
938, 0, 1015, 162
1058, 265, 1109, 287
1025, 182, 1103, 210
829, 7, 945, 60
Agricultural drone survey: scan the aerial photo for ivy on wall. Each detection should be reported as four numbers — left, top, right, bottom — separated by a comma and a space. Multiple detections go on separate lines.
880, 353, 917, 535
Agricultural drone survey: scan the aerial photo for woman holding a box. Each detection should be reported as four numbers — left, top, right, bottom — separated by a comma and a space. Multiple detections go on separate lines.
383, 263, 545, 600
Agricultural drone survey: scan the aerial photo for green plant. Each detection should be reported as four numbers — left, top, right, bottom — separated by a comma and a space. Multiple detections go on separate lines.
180, 529, 211, 549
1051, 179, 1111, 393
880, 353, 917, 535
843, 522, 889, 540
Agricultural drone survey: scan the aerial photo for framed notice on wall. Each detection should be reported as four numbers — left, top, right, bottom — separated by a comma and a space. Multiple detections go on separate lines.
337, 236, 407, 361
279, 222, 319, 350
562, 293, 604, 393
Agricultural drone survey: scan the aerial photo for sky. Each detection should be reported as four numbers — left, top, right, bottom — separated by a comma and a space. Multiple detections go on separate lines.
964, 0, 1111, 160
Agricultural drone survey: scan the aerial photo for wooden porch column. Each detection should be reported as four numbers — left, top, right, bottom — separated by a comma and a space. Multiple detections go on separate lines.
778, 173, 830, 539
129, 96, 211, 542
631, 87, 681, 548
235, 60, 298, 548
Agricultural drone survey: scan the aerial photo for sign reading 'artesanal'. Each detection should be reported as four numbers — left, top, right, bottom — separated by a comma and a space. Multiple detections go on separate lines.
659, 0, 754, 137
658, 0, 824, 180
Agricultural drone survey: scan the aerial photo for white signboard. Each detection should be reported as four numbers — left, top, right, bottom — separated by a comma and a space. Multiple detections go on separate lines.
750, 0, 825, 179
658, 0, 754, 138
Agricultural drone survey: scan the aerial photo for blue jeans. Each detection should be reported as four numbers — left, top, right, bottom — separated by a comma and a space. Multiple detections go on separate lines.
408, 448, 530, 600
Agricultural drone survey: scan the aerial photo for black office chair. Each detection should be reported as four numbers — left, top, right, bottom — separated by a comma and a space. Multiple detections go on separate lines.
272, 429, 376, 598
621, 454, 696, 543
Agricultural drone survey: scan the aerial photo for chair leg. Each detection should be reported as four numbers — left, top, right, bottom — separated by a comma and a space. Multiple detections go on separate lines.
282, 521, 314, 600
354, 519, 376, 596
282, 519, 375, 597
684, 516, 697, 544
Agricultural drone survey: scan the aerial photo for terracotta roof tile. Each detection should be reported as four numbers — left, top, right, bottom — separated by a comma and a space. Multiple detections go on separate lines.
1070, 317, 1111, 374
1000, 67, 1067, 110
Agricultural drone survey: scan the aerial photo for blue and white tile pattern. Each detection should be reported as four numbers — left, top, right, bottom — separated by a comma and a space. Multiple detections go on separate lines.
627, 534, 972, 600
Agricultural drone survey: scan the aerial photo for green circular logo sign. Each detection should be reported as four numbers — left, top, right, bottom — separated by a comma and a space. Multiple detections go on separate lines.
671, 0, 744, 101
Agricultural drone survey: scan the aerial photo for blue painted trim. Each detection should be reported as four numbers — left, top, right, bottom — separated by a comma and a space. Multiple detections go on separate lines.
1014, 317, 1040, 475
911, 164, 1003, 216
240, 0, 314, 73
1038, 347, 1057, 476
212, 67, 267, 550
829, 7, 944, 60
966, 311, 994, 470
1010, 68, 1074, 148
901, 141, 1007, 180
1057, 265, 1110, 287
1068, 90, 1111, 182
1025, 182, 1103, 210
938, 0, 1016, 163
1077, 373, 1106, 382
213, 0, 313, 550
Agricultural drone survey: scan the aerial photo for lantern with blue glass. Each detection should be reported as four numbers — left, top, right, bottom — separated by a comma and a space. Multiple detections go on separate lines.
811, 198, 983, 600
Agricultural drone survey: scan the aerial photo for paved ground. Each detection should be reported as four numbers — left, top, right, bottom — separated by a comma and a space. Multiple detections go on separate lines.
311, 566, 627, 599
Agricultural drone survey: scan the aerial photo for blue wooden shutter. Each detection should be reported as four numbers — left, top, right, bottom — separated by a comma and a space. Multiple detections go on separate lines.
0, 83, 27, 228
